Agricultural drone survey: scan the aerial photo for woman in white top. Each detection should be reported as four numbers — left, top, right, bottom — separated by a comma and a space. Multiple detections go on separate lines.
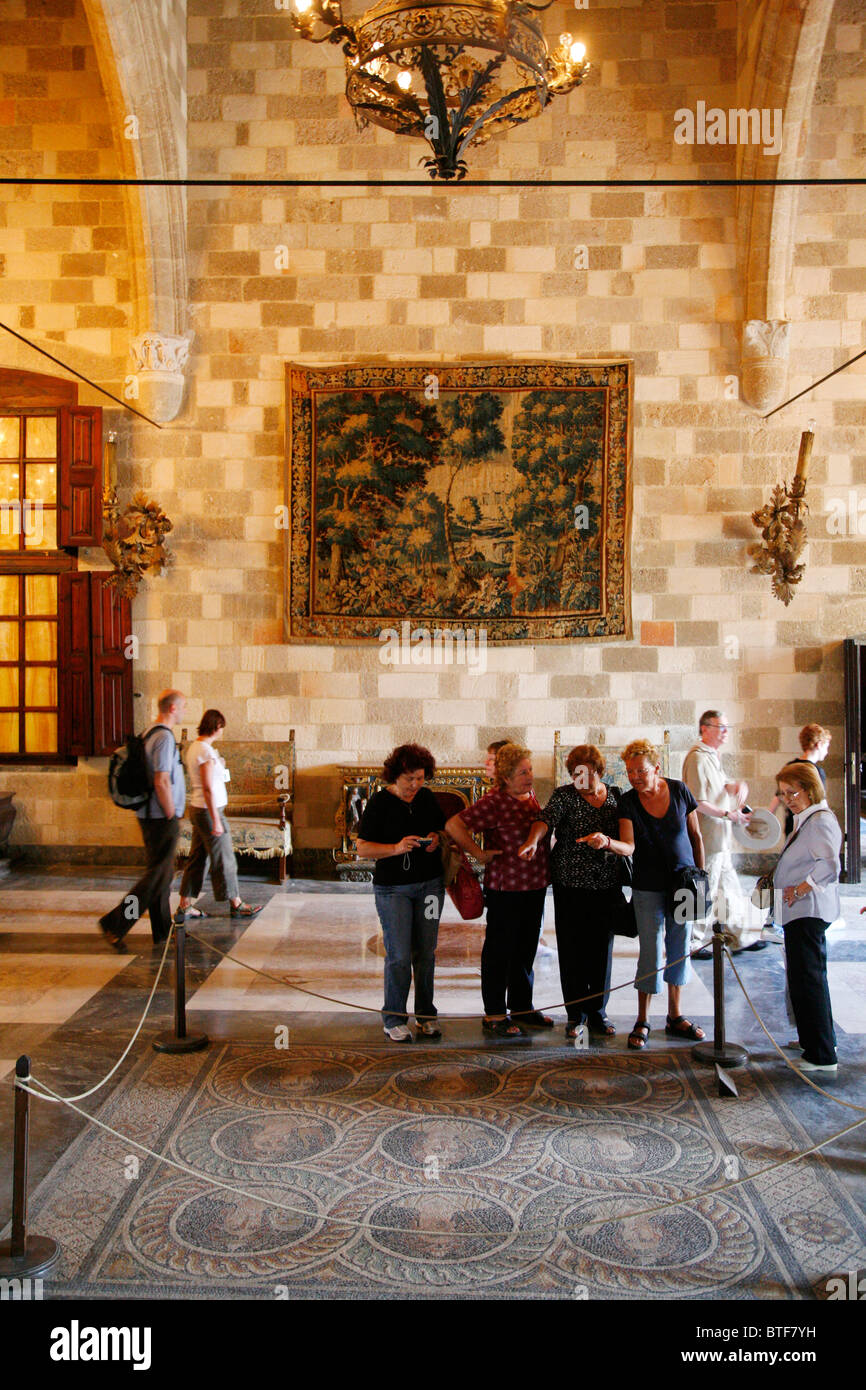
772, 760, 841, 1075
177, 710, 262, 920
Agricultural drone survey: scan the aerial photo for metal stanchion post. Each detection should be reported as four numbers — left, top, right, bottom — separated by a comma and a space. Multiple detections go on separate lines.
0, 1056, 59, 1277
153, 917, 208, 1055
692, 922, 749, 1068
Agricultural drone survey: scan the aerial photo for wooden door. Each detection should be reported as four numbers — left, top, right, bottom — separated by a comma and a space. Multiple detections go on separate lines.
843, 637, 866, 883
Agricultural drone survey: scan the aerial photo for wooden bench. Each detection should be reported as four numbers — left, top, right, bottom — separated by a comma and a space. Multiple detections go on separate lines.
177, 732, 295, 883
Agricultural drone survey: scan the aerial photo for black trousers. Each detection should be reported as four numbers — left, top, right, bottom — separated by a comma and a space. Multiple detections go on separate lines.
783, 916, 837, 1065
553, 884, 616, 1023
101, 816, 180, 944
482, 888, 546, 1016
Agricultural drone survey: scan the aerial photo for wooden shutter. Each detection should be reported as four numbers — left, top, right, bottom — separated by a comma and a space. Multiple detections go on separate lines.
90, 574, 133, 755
59, 406, 102, 546
59, 572, 92, 758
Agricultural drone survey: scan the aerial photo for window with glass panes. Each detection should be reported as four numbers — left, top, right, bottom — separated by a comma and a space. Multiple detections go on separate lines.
0, 413, 58, 554
0, 574, 59, 755
0, 370, 130, 763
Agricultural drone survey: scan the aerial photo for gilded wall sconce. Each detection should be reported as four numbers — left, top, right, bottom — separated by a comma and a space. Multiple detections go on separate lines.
748, 423, 815, 606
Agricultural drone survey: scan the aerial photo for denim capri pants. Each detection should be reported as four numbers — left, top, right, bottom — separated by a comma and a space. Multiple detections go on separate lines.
632, 889, 692, 995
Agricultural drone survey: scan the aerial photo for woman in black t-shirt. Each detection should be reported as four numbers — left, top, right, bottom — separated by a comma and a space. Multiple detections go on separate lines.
614, 740, 706, 1051
357, 744, 445, 1043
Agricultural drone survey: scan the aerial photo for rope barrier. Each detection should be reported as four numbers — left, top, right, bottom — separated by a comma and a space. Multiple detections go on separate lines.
725, 947, 866, 1114
23, 931, 174, 1106
184, 927, 713, 1022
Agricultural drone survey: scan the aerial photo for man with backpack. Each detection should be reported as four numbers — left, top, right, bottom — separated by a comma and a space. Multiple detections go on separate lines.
99, 690, 187, 950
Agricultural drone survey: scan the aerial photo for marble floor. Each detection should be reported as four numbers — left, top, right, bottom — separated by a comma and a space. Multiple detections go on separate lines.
0, 867, 863, 1299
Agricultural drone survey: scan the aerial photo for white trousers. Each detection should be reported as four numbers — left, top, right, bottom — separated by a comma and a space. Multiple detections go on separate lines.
694, 849, 762, 949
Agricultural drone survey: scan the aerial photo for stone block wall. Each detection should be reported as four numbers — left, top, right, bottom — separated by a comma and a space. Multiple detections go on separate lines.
0, 0, 863, 866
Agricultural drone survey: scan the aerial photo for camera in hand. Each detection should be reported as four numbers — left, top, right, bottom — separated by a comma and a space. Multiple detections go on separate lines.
415, 837, 433, 846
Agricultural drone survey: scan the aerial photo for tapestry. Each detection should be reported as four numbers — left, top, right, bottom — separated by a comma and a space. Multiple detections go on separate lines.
285, 362, 632, 642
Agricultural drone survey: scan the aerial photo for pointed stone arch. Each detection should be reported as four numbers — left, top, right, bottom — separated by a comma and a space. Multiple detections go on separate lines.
737, 0, 837, 412
82, 0, 190, 422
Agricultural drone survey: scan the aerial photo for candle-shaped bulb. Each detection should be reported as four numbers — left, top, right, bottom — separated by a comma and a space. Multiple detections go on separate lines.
794, 427, 814, 487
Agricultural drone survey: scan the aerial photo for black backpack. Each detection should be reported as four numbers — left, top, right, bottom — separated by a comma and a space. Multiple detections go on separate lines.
108, 726, 163, 810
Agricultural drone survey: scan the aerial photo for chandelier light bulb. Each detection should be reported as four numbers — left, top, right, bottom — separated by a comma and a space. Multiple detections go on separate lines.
396, 70, 412, 90
569, 41, 586, 63
294, 0, 313, 12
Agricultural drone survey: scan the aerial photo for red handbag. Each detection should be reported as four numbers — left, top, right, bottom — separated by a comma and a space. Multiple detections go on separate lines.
446, 855, 484, 920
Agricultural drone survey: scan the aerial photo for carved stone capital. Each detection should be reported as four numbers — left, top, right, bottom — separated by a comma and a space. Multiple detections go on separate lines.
128, 332, 192, 423
741, 319, 790, 413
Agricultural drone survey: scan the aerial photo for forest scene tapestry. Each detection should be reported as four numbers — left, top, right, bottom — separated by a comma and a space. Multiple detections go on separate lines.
285, 362, 632, 642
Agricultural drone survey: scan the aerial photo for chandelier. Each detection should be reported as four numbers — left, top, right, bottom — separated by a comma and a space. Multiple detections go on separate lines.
288, 0, 590, 180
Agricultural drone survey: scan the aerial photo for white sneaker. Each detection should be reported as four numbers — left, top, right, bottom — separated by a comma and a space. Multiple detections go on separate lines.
798, 1059, 838, 1075
762, 925, 784, 944
383, 1024, 413, 1043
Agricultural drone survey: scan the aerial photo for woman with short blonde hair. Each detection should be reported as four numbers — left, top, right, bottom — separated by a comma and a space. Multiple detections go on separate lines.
612, 742, 706, 1050
769, 727, 831, 835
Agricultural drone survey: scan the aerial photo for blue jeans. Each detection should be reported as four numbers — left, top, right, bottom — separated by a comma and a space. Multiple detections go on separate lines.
633, 889, 692, 996
374, 877, 444, 1028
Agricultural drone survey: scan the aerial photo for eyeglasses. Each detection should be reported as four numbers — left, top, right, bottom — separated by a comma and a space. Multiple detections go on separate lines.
704, 723, 728, 732
779, 788, 805, 800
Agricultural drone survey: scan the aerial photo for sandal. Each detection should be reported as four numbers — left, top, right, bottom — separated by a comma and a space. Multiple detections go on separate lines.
520, 1010, 555, 1029
665, 1014, 705, 1041
181, 906, 210, 919
628, 1020, 650, 1050
587, 1013, 616, 1037
416, 1020, 442, 1038
565, 1020, 586, 1040
482, 1016, 528, 1039
230, 902, 264, 918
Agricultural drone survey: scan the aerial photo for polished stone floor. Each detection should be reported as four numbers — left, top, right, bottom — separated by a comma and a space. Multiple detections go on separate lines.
0, 866, 863, 1294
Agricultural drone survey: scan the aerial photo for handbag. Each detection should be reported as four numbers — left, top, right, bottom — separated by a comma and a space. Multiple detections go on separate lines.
751, 872, 774, 911
612, 855, 638, 937
438, 834, 483, 918
445, 849, 484, 920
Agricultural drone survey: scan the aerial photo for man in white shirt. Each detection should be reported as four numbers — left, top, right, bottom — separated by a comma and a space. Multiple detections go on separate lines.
682, 710, 767, 955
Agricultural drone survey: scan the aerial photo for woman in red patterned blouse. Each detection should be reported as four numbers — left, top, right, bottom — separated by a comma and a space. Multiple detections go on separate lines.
445, 743, 553, 1038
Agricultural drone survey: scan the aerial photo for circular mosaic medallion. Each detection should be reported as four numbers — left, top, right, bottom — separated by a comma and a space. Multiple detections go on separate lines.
379, 1117, 508, 1174
209, 1048, 372, 1110
173, 1110, 339, 1182
126, 1178, 345, 1279
550, 1114, 717, 1183
367, 1188, 515, 1261
554, 1191, 764, 1295
392, 1060, 504, 1104
537, 1063, 653, 1108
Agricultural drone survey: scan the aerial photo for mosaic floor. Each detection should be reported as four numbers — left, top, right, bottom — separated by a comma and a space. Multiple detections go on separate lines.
24, 1042, 866, 1300
0, 870, 864, 1300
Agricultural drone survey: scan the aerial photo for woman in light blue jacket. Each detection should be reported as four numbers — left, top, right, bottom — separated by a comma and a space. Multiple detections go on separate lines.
773, 761, 841, 1075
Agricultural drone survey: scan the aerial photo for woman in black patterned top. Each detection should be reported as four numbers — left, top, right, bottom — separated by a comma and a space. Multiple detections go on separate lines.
520, 745, 627, 1038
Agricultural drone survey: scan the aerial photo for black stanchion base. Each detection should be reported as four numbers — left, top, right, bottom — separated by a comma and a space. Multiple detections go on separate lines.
0, 1234, 59, 1277
692, 1040, 749, 1067
152, 1032, 208, 1054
